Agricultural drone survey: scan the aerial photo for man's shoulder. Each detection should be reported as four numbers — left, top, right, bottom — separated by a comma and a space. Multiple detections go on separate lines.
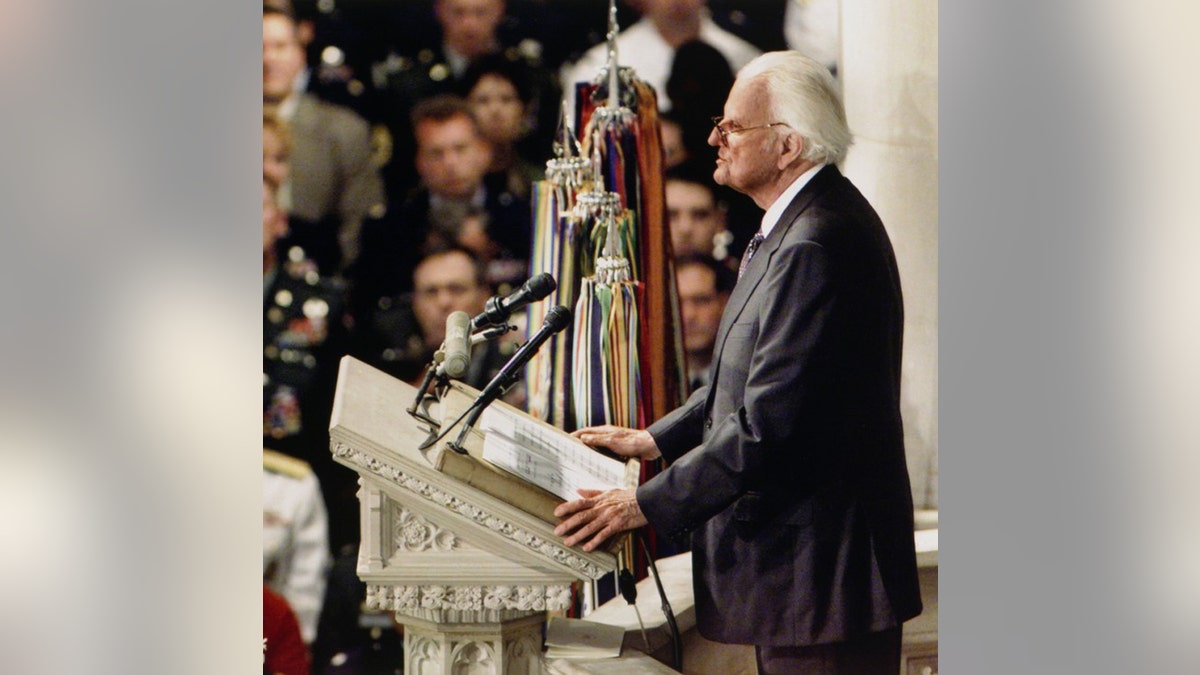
483, 173, 529, 210
700, 19, 763, 66
378, 48, 457, 98
619, 18, 662, 44
296, 93, 371, 137
497, 38, 552, 72
263, 448, 313, 481
806, 166, 877, 218
569, 21, 660, 75
266, 262, 347, 337
276, 257, 346, 296
784, 168, 889, 254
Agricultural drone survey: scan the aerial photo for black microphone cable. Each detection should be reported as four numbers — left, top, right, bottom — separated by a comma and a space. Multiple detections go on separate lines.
635, 531, 682, 671
414, 394, 486, 451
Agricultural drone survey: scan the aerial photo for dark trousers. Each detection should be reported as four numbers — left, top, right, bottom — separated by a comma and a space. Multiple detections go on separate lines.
755, 627, 902, 675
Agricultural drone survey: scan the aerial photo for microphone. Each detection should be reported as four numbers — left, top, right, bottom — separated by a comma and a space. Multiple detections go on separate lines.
471, 273, 556, 330
476, 304, 571, 405
407, 311, 476, 424
433, 316, 518, 381
437, 311, 472, 379
446, 305, 572, 453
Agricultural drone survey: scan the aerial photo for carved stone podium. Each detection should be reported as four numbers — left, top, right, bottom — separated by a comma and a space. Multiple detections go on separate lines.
329, 356, 635, 674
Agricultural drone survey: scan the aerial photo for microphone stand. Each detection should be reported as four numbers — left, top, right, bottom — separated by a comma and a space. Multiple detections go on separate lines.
409, 324, 517, 444
406, 351, 445, 428
444, 370, 518, 455
432, 303, 571, 454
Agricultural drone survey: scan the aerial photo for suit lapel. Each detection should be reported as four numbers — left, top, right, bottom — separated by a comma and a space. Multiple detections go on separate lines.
706, 165, 841, 388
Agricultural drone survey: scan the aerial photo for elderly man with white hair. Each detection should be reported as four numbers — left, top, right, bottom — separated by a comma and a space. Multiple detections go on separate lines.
556, 51, 923, 674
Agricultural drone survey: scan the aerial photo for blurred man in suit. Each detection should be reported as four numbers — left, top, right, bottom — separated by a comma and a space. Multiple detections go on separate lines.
674, 254, 733, 393
264, 4, 385, 273
555, 51, 922, 674
665, 160, 734, 264
351, 95, 530, 320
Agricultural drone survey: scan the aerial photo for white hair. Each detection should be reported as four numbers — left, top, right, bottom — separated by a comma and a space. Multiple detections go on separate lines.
737, 51, 852, 165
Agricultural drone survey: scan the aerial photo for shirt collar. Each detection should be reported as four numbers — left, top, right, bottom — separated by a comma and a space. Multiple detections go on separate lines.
759, 162, 825, 238
430, 186, 486, 212
276, 91, 300, 122
443, 47, 470, 79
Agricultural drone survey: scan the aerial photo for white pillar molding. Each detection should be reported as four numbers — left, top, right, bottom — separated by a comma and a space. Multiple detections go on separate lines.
840, 0, 939, 507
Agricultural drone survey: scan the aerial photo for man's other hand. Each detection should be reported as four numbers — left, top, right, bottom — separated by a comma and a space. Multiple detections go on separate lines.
571, 425, 662, 461
553, 488, 647, 552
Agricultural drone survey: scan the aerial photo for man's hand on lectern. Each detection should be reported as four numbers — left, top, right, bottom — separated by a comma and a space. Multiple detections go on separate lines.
571, 425, 662, 461
554, 488, 647, 552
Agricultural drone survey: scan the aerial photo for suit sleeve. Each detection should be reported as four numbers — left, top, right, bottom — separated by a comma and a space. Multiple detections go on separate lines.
647, 385, 707, 463
638, 239, 837, 537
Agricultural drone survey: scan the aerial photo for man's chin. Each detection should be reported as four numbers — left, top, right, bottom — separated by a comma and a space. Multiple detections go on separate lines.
263, 88, 290, 105
712, 165, 729, 187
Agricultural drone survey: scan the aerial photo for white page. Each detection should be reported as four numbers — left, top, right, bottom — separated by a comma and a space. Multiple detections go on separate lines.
479, 407, 627, 501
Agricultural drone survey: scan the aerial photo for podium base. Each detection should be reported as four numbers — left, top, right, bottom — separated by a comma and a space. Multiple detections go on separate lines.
399, 611, 545, 675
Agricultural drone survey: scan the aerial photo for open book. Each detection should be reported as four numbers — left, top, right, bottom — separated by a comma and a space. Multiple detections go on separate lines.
477, 405, 633, 502
430, 382, 640, 525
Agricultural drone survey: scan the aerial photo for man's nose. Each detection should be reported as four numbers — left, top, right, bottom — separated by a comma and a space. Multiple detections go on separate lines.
436, 290, 458, 308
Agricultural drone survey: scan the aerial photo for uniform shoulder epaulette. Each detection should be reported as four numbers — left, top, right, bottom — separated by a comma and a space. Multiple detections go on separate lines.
284, 254, 321, 280
263, 448, 312, 479
506, 38, 545, 68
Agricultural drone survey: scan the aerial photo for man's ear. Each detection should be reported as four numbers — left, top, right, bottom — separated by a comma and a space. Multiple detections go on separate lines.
296, 19, 315, 47
777, 131, 806, 170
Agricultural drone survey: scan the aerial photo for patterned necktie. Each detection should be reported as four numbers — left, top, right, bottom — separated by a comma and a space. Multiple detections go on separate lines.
738, 230, 766, 281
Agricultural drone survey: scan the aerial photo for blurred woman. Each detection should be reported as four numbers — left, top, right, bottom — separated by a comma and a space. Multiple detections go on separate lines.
460, 54, 545, 200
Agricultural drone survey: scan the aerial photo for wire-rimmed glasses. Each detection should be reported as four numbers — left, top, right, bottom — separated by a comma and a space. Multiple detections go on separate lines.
711, 116, 789, 146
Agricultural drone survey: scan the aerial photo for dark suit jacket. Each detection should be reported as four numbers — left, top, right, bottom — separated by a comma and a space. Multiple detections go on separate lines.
640, 164, 922, 647
349, 181, 532, 321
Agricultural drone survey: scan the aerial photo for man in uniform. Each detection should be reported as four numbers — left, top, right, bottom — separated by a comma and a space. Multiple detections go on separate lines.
263, 448, 330, 646
263, 175, 358, 552
352, 246, 517, 402
351, 95, 531, 320
371, 0, 560, 199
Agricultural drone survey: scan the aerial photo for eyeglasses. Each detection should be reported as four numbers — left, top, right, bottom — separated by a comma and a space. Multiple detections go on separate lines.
711, 116, 789, 146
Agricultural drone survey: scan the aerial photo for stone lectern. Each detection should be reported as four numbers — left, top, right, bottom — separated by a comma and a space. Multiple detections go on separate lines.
329, 356, 637, 674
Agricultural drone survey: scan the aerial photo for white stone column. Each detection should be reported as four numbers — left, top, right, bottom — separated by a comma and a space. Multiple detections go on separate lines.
840, 0, 939, 507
